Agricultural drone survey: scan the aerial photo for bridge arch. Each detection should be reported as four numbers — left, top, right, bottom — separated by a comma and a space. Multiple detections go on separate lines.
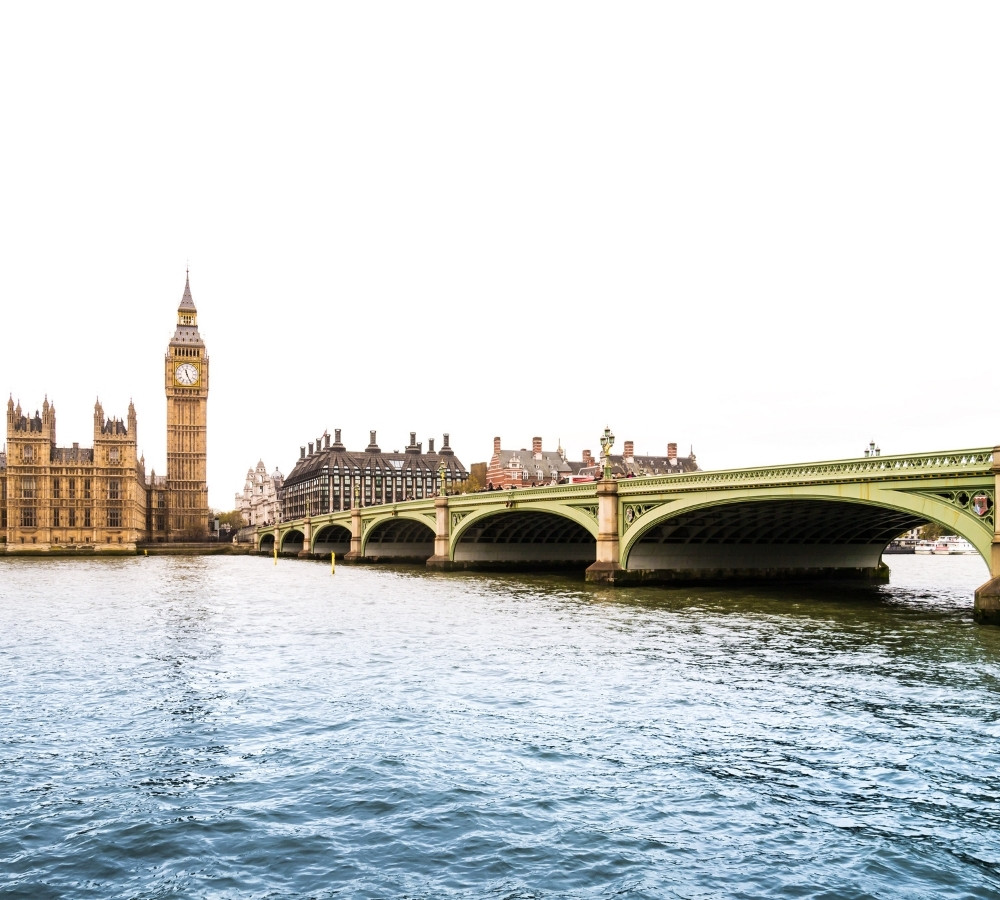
279, 528, 306, 555
361, 514, 436, 561
259, 532, 275, 554
451, 504, 597, 567
621, 484, 991, 577
313, 523, 351, 555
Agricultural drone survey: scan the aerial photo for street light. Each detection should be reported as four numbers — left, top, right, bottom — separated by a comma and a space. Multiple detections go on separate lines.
600, 425, 615, 480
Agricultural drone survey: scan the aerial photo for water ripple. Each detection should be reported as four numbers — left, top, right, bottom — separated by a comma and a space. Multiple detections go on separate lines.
0, 555, 998, 898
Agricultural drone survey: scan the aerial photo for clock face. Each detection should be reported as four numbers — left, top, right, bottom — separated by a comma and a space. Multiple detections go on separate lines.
175, 362, 200, 385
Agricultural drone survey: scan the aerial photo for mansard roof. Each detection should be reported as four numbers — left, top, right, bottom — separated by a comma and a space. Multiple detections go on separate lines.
283, 430, 468, 490
570, 450, 699, 477
497, 448, 572, 480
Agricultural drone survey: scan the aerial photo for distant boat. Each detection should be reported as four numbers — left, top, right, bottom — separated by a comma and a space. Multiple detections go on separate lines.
914, 536, 976, 555
934, 536, 977, 555
884, 539, 916, 554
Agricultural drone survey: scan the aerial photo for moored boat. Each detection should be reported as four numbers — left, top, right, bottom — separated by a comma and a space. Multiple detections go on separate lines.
914, 536, 976, 555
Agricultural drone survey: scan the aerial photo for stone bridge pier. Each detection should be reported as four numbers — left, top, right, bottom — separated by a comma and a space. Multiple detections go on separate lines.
586, 478, 622, 583
974, 445, 1000, 625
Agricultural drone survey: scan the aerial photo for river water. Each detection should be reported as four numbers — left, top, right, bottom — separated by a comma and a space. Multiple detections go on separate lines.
1, 554, 998, 899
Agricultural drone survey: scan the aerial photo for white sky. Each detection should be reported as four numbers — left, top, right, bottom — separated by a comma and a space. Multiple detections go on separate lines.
2, 3, 997, 511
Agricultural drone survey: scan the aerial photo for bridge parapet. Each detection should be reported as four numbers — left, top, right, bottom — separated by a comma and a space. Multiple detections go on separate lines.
617, 448, 995, 493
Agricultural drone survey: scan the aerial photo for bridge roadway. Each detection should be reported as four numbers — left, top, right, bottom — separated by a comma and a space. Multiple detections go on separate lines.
256, 447, 1000, 624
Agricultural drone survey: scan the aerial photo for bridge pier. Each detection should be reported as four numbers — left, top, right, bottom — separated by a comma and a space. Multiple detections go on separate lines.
427, 495, 455, 570
296, 518, 313, 558
973, 446, 1000, 625
344, 506, 363, 562
586, 479, 623, 583
974, 577, 1000, 625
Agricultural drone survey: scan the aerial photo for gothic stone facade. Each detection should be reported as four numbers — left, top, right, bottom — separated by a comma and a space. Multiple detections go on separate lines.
1, 398, 147, 550
237, 460, 284, 528
0, 274, 210, 551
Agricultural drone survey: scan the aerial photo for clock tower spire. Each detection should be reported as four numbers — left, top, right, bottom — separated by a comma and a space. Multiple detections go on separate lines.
164, 269, 209, 540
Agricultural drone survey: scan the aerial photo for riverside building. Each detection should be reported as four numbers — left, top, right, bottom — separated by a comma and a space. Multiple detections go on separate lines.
236, 460, 284, 527
486, 436, 699, 488
280, 429, 468, 519
0, 273, 211, 551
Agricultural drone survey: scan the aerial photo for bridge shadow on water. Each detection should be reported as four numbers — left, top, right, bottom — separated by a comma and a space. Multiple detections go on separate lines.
402, 561, 989, 636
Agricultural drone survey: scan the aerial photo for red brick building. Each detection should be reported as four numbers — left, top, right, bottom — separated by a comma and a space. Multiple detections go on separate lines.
486, 436, 699, 489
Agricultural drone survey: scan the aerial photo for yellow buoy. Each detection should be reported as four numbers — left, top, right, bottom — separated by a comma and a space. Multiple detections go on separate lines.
331, 552, 336, 574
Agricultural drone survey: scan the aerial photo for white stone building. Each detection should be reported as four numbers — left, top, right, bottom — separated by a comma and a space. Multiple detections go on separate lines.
236, 460, 284, 527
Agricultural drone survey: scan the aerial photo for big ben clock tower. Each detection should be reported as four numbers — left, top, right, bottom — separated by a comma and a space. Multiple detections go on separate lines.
165, 270, 209, 539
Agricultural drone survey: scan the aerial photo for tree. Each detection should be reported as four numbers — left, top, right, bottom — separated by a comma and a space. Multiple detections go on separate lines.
217, 509, 246, 530
452, 473, 484, 494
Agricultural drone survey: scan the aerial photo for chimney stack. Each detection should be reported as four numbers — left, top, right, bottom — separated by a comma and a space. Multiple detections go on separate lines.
308, 442, 314, 455
668, 443, 677, 461
300, 446, 306, 459
532, 436, 542, 457
582, 449, 593, 467
624, 440, 634, 459
428, 438, 435, 453
494, 436, 502, 455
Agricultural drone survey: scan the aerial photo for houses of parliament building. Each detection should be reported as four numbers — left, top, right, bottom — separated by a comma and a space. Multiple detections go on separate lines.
0, 274, 210, 551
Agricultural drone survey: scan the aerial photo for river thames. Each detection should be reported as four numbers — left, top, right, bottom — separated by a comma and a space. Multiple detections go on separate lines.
1, 554, 998, 899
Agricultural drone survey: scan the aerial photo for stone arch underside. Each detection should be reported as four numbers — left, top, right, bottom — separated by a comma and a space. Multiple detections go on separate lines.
279, 529, 305, 553
258, 533, 275, 552
453, 510, 596, 567
362, 517, 435, 560
625, 498, 932, 578
313, 523, 351, 554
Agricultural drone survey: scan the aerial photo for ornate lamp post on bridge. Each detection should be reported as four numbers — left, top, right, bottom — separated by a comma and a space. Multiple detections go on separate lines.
600, 425, 615, 480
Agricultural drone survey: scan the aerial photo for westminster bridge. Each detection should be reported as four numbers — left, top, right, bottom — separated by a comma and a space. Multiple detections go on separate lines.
256, 446, 1000, 624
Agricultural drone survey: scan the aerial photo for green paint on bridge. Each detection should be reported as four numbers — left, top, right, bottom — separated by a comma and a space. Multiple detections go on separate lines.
257, 447, 1000, 623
